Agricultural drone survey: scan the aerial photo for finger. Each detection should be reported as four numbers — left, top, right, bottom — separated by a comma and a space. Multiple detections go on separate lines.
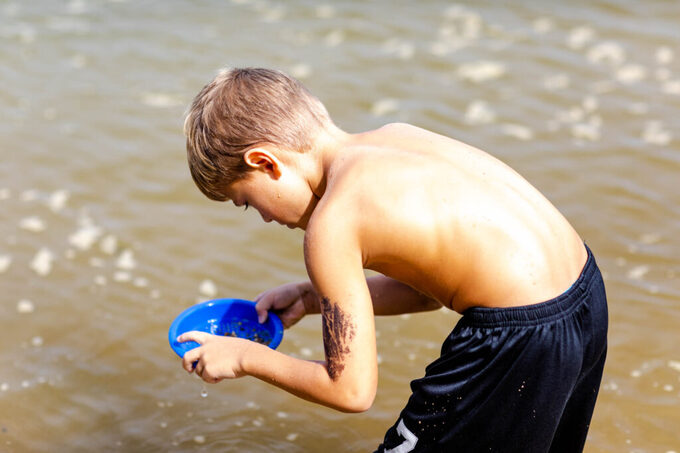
195, 362, 204, 378
182, 347, 202, 373
254, 296, 272, 324
177, 330, 210, 345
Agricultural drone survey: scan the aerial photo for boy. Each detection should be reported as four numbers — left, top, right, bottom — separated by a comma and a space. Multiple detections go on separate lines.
178, 67, 608, 452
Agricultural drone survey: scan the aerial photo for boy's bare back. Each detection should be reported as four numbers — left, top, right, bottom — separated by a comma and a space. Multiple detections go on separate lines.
314, 122, 586, 313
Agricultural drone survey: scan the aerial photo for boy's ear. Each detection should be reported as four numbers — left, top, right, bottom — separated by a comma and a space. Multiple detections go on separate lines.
243, 147, 282, 178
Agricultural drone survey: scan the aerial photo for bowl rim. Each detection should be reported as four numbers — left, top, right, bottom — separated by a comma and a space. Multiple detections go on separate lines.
168, 298, 284, 357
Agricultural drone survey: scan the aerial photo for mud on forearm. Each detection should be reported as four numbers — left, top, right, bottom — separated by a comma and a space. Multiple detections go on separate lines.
320, 297, 356, 381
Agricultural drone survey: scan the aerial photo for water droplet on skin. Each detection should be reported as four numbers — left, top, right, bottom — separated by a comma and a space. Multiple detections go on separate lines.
201, 388, 208, 398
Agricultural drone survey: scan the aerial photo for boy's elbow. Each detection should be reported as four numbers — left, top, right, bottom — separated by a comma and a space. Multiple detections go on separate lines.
334, 382, 376, 413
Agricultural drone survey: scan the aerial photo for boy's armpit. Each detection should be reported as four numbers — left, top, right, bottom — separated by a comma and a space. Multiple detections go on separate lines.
321, 297, 356, 381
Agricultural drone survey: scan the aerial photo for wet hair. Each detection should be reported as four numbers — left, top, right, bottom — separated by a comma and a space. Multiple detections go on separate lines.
183, 67, 333, 201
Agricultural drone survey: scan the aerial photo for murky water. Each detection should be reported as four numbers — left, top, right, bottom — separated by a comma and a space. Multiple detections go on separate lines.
1, 0, 679, 451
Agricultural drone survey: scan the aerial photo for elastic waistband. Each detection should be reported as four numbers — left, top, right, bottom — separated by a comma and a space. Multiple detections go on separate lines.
461, 244, 598, 328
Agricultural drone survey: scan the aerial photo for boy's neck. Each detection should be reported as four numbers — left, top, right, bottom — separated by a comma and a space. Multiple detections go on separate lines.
306, 125, 353, 199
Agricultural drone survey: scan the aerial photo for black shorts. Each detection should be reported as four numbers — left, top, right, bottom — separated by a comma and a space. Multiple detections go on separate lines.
376, 245, 608, 453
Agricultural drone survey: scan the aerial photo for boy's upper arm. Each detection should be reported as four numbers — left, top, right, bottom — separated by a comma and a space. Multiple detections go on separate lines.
303, 205, 377, 389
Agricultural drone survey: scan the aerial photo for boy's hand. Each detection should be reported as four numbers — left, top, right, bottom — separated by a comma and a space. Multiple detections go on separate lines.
254, 281, 318, 328
178, 331, 252, 383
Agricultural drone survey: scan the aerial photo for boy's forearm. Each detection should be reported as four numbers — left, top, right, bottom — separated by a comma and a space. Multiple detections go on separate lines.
366, 275, 441, 315
241, 342, 375, 413
296, 276, 440, 316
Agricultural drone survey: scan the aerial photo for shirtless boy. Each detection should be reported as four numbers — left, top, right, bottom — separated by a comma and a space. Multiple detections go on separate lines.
178, 67, 608, 452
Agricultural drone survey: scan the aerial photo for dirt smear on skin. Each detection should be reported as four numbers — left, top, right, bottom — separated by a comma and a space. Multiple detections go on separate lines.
321, 297, 356, 381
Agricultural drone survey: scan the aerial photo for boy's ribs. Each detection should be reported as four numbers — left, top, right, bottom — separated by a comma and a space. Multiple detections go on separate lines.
320, 297, 356, 381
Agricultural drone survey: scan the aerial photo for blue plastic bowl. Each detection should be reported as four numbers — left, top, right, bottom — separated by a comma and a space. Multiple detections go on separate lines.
168, 298, 284, 358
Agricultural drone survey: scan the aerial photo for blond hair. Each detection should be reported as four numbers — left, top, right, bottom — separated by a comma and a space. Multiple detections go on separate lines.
183, 67, 333, 201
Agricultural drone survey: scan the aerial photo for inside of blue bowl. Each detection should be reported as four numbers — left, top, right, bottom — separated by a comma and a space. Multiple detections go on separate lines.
169, 299, 283, 358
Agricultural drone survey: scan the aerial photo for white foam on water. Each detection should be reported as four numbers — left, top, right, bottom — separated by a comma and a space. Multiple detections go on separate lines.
0, 188, 10, 200
571, 116, 602, 142
324, 29, 345, 47
532, 17, 554, 34
642, 121, 672, 146
94, 275, 107, 286
17, 299, 35, 314
586, 41, 626, 66
113, 271, 131, 282
543, 73, 570, 91
457, 61, 506, 83
69, 215, 102, 251
556, 106, 585, 124
69, 53, 87, 69
500, 124, 534, 141
31, 248, 54, 276
668, 360, 680, 372
315, 4, 335, 19
582, 96, 599, 113
626, 102, 649, 115
199, 279, 217, 297
661, 80, 680, 95
464, 100, 496, 125
639, 233, 661, 245
289, 63, 312, 80
66, 0, 88, 15
20, 189, 39, 202
133, 277, 148, 288
627, 265, 650, 280
0, 383, 8, 392
20, 216, 47, 233
567, 26, 595, 50
371, 98, 399, 117
47, 189, 69, 212
655, 46, 674, 65
382, 38, 415, 60
31, 336, 43, 347
193, 435, 206, 444
286, 433, 299, 442
99, 234, 118, 255
116, 249, 136, 270
655, 68, 671, 82
141, 92, 183, 108
443, 5, 482, 40
0, 254, 11, 273
89, 257, 105, 268
615, 64, 648, 84
259, 5, 285, 23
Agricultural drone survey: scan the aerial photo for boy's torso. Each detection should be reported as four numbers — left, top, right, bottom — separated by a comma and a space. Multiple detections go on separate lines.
312, 123, 586, 313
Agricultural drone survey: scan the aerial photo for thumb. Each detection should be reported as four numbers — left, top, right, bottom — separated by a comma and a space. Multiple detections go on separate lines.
177, 330, 210, 344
